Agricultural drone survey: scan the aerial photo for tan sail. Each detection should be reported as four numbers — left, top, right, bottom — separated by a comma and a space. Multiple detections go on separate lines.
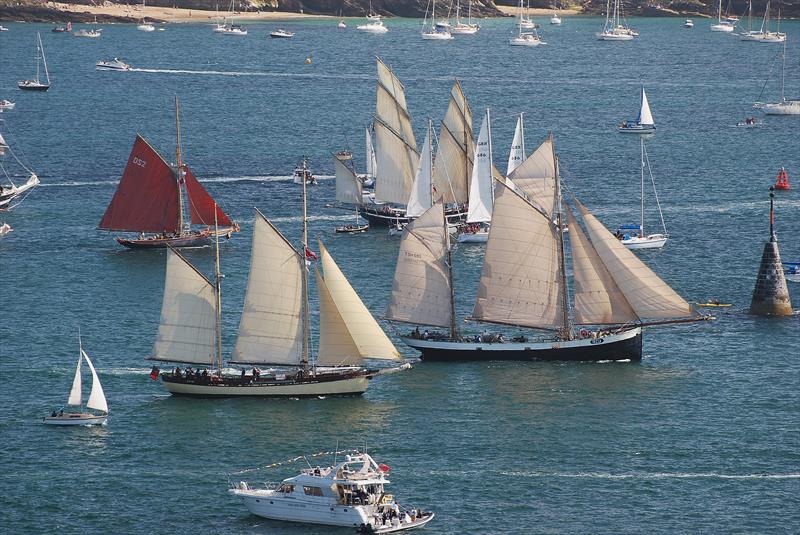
374, 58, 419, 205
334, 155, 363, 205
507, 136, 557, 217
152, 248, 218, 365
315, 269, 362, 367
431, 80, 474, 204
231, 211, 304, 365
319, 242, 400, 360
472, 181, 565, 330
566, 205, 639, 325
386, 202, 452, 328
577, 200, 696, 320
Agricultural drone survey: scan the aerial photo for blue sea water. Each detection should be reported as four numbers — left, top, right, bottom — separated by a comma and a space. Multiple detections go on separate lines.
1, 15, 799, 534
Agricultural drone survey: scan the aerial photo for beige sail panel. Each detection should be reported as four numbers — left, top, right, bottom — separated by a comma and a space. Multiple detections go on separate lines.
386, 203, 452, 328
334, 156, 363, 205
432, 81, 474, 204
508, 137, 557, 217
578, 201, 695, 320
315, 269, 362, 367
152, 249, 218, 365
376, 84, 416, 146
377, 58, 408, 113
232, 213, 303, 365
566, 206, 639, 325
472, 182, 564, 330
373, 120, 418, 205
319, 242, 400, 360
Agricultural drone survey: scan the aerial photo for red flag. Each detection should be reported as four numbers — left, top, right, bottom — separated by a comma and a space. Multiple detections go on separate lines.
378, 463, 391, 473
149, 366, 160, 381
305, 247, 318, 261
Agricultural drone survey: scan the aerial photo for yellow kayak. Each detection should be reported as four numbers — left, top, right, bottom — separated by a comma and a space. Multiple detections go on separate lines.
696, 302, 732, 307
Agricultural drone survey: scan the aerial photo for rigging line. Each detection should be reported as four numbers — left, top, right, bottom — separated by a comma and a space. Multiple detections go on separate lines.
643, 143, 667, 235
756, 49, 782, 102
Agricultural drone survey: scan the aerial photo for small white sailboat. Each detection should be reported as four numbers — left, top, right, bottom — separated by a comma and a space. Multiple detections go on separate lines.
684, 19, 694, 28
619, 86, 656, 134
457, 109, 493, 244
451, 0, 479, 34
18, 32, 50, 91
357, 2, 389, 34
213, 0, 247, 34
422, 0, 453, 40
597, 0, 637, 40
96, 58, 132, 71
550, 12, 562, 25
740, 0, 785, 42
43, 338, 108, 426
137, 0, 155, 32
616, 138, 668, 250
710, 0, 736, 32
510, 0, 542, 46
0, 222, 11, 238
754, 37, 800, 115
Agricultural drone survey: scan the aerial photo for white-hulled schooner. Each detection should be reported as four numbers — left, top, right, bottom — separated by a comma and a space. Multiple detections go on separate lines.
152, 181, 402, 396
391, 134, 708, 362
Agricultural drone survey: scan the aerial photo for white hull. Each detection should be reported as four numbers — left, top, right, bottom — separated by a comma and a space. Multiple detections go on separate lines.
740, 32, 785, 42
710, 23, 735, 32
0, 100, 15, 110
618, 124, 655, 134
509, 35, 542, 46
161, 375, 369, 397
760, 101, 800, 115
137, 24, 155, 32
457, 229, 489, 243
422, 31, 452, 40
551, 17, 562, 24
357, 24, 388, 33
622, 234, 668, 249
0, 223, 11, 238
43, 414, 107, 426
451, 25, 478, 34
231, 489, 371, 527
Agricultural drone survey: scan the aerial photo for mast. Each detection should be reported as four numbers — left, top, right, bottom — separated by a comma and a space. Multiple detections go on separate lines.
486, 109, 494, 207
35, 33, 41, 84
175, 96, 187, 234
552, 134, 571, 340
780, 38, 786, 101
640, 138, 645, 237
213, 208, 223, 371
446, 216, 458, 340
301, 158, 310, 373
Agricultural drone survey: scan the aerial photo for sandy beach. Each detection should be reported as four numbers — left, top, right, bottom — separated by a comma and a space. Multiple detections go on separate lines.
495, 5, 583, 17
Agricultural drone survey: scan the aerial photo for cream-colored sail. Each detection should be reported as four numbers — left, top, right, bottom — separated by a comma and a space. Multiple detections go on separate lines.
374, 58, 419, 205
386, 202, 452, 328
566, 205, 639, 325
315, 269, 362, 367
365, 125, 377, 179
506, 114, 526, 176
83, 349, 108, 414
432, 80, 474, 204
578, 200, 695, 320
68, 353, 82, 406
507, 137, 557, 217
406, 126, 433, 218
319, 242, 400, 360
472, 181, 564, 330
334, 155, 363, 205
466, 111, 493, 224
232, 211, 304, 365
152, 249, 218, 365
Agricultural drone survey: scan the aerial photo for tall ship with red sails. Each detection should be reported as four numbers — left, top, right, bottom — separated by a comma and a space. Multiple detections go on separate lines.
98, 98, 238, 249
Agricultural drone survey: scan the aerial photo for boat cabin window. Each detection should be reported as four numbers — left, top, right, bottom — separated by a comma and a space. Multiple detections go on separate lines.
279, 484, 295, 493
303, 486, 324, 497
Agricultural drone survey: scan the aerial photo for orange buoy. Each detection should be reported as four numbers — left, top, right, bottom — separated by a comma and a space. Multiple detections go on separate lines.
775, 167, 790, 190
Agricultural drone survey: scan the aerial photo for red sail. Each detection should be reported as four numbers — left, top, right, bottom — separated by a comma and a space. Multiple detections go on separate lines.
98, 135, 180, 233
183, 166, 233, 227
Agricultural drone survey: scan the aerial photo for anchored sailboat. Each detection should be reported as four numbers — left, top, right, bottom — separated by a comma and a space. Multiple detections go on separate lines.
451, 0, 479, 34
98, 98, 239, 249
510, 0, 543, 46
754, 37, 800, 115
43, 338, 108, 426
0, 121, 40, 211
18, 32, 50, 91
615, 139, 668, 249
392, 134, 706, 362
710, 0, 736, 32
422, 0, 453, 40
740, 0, 785, 42
619, 86, 656, 134
597, 0, 638, 40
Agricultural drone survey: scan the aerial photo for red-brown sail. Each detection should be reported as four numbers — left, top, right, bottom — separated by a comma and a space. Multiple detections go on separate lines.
183, 165, 233, 227
99, 135, 181, 233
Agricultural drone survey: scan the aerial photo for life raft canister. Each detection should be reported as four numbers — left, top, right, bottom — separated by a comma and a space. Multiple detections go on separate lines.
775, 167, 790, 190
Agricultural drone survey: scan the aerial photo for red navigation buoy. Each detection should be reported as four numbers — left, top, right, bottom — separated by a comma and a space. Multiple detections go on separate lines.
775, 167, 790, 190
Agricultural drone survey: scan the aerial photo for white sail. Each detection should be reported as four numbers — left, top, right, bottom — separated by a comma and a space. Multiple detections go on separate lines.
334, 156, 363, 205
406, 126, 433, 219
152, 249, 218, 365
566, 205, 639, 325
386, 202, 452, 328
67, 353, 82, 406
577, 201, 695, 320
365, 125, 377, 178
466, 111, 494, 224
472, 181, 564, 330
431, 80, 474, 204
506, 114, 526, 176
82, 349, 108, 414
319, 242, 400, 360
315, 269, 362, 367
0, 132, 7, 148
638, 87, 654, 126
506, 136, 557, 217
232, 211, 304, 365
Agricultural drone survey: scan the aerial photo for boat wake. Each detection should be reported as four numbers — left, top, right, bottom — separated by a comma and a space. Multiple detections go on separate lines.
500, 470, 800, 480
129, 68, 372, 81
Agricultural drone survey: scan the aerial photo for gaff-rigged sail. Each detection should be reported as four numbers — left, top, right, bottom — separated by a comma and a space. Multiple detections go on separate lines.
183, 166, 233, 227
506, 136, 557, 217
431, 80, 474, 204
333, 156, 363, 205
98, 135, 181, 233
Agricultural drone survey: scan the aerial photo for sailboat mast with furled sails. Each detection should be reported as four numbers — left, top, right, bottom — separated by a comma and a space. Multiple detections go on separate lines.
152, 180, 402, 397
98, 97, 239, 249
392, 133, 709, 362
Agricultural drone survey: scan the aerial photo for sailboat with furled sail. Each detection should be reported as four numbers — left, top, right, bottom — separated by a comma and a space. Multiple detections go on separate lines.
392, 134, 708, 362
152, 179, 402, 396
98, 98, 239, 248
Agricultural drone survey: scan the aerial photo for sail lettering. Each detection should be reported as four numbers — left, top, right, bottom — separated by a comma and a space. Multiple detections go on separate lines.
133, 156, 147, 168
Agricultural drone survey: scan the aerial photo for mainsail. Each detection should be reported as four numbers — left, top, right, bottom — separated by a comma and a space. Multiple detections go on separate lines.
472, 181, 565, 331
466, 110, 493, 224
638, 86, 654, 126
183, 166, 233, 227
386, 203, 452, 328
98, 135, 180, 233
506, 114, 526, 176
506, 136, 557, 217
231, 210, 304, 366
334, 155, 363, 205
374, 58, 419, 205
83, 349, 108, 414
431, 80, 474, 204
406, 123, 433, 219
151, 248, 219, 365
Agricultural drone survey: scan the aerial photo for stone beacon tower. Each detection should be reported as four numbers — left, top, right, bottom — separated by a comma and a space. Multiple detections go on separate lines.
750, 187, 793, 316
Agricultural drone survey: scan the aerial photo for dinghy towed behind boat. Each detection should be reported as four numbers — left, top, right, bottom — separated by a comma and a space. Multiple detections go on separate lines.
619, 86, 656, 134
43, 337, 108, 426
229, 450, 434, 532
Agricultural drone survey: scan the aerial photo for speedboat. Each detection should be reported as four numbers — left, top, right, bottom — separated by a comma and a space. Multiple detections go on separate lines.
269, 28, 294, 38
74, 28, 102, 38
229, 451, 435, 532
0, 99, 15, 110
96, 58, 132, 71
684, 19, 694, 27
357, 14, 388, 33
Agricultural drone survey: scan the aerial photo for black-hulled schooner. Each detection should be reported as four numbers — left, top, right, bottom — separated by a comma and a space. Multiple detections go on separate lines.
388, 132, 708, 362
98, 98, 238, 248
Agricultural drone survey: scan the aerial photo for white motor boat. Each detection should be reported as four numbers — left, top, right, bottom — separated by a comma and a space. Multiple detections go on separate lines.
0, 222, 11, 238
230, 451, 435, 532
357, 14, 389, 33
269, 28, 294, 38
74, 21, 102, 38
0, 25, 9, 31
619, 86, 656, 134
550, 13, 562, 24
96, 58, 132, 71
43, 338, 109, 426
338, 19, 347, 29
293, 158, 316, 185
684, 19, 694, 28
0, 99, 15, 110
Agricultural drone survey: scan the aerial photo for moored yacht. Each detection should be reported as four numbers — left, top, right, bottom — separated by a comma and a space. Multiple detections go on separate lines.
230, 451, 434, 532
0, 99, 15, 110
597, 0, 637, 40
269, 28, 294, 38
619, 86, 656, 134
357, 13, 389, 33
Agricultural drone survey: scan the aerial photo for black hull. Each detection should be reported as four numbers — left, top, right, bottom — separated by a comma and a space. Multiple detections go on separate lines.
18, 84, 50, 91
359, 206, 467, 228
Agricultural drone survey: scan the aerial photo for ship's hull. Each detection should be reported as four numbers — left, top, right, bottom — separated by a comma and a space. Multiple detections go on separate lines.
161, 373, 370, 397
43, 413, 107, 426
231, 489, 371, 527
115, 227, 236, 249
18, 83, 50, 91
403, 328, 643, 362
360, 205, 467, 227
